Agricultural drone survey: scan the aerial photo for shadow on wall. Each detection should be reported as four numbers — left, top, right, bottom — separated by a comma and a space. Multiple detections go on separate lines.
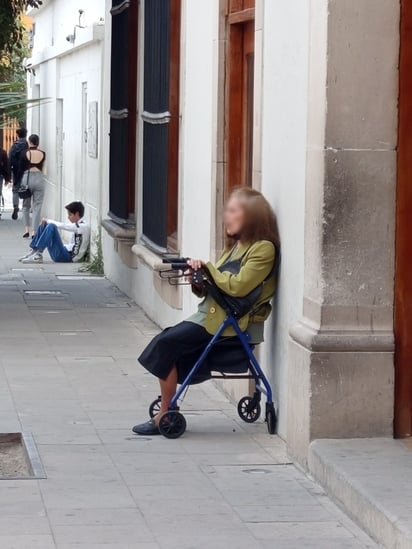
265, 254, 285, 435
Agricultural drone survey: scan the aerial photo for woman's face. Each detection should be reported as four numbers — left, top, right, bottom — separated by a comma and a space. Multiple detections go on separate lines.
224, 196, 245, 237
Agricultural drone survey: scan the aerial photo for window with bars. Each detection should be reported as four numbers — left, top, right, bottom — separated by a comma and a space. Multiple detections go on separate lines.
108, 0, 138, 225
141, 0, 181, 252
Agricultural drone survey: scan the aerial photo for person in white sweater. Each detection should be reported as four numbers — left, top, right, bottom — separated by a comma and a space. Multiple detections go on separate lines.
20, 201, 90, 264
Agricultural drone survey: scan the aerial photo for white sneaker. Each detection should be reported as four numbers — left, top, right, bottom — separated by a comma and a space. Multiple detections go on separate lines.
19, 250, 35, 262
22, 252, 43, 264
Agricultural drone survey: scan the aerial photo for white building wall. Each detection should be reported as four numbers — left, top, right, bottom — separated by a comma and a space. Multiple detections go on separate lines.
259, 1, 309, 437
179, 0, 217, 316
27, 0, 105, 235
57, 44, 103, 230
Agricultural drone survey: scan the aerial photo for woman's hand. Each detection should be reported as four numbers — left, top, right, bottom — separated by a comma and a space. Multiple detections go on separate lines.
187, 258, 204, 271
186, 259, 204, 285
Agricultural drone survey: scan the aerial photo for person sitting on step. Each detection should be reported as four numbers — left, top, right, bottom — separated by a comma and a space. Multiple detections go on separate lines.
20, 201, 90, 264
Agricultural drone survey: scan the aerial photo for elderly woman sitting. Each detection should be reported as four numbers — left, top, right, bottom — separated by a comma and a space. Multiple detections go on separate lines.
133, 187, 280, 436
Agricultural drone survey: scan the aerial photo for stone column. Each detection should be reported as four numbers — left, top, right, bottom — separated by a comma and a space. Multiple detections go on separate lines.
287, 0, 400, 466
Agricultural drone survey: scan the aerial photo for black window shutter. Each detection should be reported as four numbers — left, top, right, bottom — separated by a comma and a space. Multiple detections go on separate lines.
109, 0, 137, 224
142, 0, 171, 250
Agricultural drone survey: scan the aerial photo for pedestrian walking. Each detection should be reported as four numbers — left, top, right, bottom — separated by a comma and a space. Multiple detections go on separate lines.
9, 128, 28, 220
0, 147, 11, 218
19, 134, 46, 238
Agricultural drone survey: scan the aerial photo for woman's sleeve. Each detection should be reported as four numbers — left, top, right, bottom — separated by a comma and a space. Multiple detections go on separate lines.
205, 241, 275, 297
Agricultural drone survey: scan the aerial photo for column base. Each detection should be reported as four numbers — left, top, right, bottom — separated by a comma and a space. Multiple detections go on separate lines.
287, 320, 395, 467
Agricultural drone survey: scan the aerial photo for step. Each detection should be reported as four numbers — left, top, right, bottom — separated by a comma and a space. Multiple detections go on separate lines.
308, 438, 412, 549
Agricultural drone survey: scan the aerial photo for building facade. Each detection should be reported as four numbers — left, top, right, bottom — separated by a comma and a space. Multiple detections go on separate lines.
101, 0, 404, 465
26, 0, 105, 233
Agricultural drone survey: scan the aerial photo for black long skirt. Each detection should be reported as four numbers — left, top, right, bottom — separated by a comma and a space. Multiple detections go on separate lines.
138, 321, 251, 384
138, 321, 213, 384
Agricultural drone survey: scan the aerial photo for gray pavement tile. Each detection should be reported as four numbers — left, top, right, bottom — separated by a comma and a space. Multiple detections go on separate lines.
124, 471, 217, 491
100, 436, 187, 454
217, 488, 319, 507
1, 356, 61, 367
178, 431, 273, 454
138, 499, 239, 524
246, 521, 355, 540
33, 427, 101, 445
106, 447, 198, 471
154, 533, 261, 549
96, 429, 152, 445
188, 451, 279, 466
15, 399, 86, 416
57, 541, 161, 549
82, 400, 144, 413
52, 523, 154, 545
85, 410, 146, 430
0, 514, 51, 535
0, 481, 45, 515
40, 479, 136, 509
259, 541, 377, 549
56, 355, 115, 365
18, 414, 99, 445
0, 534, 56, 549
143, 507, 245, 537
39, 444, 122, 481
47, 507, 145, 525
234, 503, 336, 523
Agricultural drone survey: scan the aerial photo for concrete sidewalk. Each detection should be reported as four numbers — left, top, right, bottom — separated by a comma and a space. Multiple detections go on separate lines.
0, 215, 377, 548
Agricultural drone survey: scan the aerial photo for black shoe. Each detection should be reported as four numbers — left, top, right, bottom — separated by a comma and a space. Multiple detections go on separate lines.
12, 207, 18, 220
132, 419, 160, 436
22, 232, 30, 238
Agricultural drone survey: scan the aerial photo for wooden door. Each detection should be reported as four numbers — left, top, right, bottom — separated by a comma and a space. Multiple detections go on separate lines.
226, 0, 255, 192
395, 0, 412, 438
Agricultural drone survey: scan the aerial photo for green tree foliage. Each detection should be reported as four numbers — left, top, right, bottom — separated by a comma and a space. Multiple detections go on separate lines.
0, 1, 43, 123
0, 1, 42, 55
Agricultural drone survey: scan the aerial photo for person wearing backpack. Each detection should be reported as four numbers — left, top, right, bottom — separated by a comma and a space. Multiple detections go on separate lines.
9, 128, 28, 220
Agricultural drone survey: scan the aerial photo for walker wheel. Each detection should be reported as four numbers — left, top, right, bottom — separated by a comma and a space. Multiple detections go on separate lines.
158, 411, 187, 439
237, 396, 261, 423
149, 396, 162, 418
266, 403, 277, 435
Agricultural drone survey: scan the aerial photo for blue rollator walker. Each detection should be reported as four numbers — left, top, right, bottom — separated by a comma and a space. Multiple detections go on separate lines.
149, 258, 278, 439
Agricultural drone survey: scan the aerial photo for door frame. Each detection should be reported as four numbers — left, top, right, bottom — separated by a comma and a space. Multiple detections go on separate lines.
55, 98, 64, 217
225, 1, 255, 193
395, 0, 412, 438
80, 81, 88, 202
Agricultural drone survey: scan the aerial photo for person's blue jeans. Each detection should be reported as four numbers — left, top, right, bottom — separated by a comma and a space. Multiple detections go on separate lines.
31, 223, 72, 263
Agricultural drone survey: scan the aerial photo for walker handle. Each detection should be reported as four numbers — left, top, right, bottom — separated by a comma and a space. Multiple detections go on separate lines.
162, 257, 189, 265
170, 262, 190, 271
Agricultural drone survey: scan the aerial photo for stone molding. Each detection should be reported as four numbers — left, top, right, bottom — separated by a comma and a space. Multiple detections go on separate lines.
290, 319, 394, 353
102, 219, 136, 242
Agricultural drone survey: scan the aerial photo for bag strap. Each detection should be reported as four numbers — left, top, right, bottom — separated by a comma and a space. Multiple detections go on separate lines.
26, 151, 31, 186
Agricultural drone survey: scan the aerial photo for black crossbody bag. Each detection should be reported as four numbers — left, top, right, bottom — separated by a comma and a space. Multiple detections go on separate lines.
18, 152, 32, 199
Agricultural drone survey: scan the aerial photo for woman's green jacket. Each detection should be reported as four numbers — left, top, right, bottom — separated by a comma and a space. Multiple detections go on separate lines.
194, 240, 277, 337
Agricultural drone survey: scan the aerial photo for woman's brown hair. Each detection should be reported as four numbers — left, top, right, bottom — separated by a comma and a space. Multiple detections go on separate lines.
225, 187, 280, 249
